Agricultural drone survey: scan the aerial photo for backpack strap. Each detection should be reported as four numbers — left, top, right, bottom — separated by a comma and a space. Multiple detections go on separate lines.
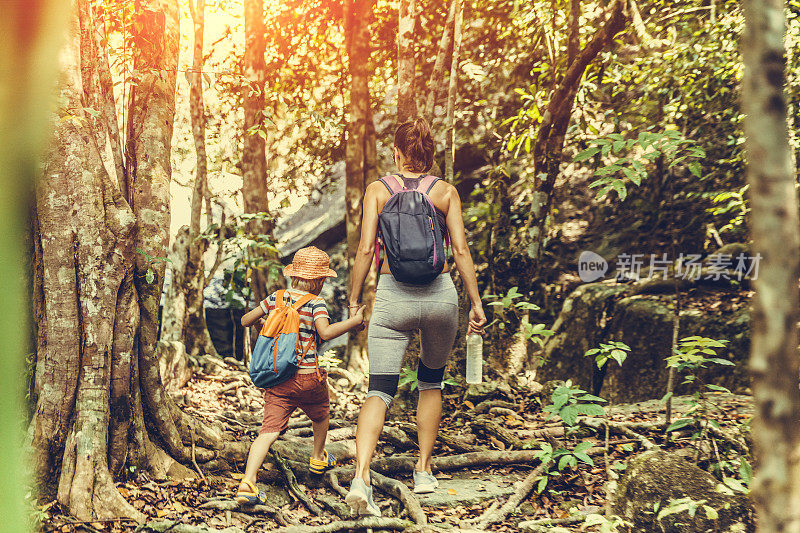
291, 292, 317, 310
417, 175, 440, 194
274, 290, 287, 309
383, 174, 405, 194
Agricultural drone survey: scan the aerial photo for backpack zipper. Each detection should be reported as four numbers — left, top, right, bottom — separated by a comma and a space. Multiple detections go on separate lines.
428, 216, 438, 265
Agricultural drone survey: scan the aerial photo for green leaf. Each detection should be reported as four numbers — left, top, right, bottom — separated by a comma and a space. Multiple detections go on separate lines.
574, 453, 594, 466
688, 161, 702, 178
666, 418, 694, 432
574, 147, 600, 162
559, 405, 579, 426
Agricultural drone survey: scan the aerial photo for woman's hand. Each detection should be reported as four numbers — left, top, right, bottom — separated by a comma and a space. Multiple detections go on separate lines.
468, 304, 487, 335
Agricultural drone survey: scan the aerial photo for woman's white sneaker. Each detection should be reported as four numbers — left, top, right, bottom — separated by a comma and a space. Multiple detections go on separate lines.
345, 478, 381, 516
413, 470, 439, 494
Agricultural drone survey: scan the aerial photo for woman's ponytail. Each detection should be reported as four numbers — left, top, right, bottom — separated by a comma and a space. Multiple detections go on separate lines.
394, 117, 434, 173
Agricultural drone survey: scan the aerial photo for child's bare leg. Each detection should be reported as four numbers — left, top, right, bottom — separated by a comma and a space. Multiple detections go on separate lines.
311, 416, 330, 462
240, 431, 279, 489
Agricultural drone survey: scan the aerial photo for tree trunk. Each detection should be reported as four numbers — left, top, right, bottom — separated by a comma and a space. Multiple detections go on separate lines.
344, 0, 378, 372
741, 0, 800, 529
527, 0, 626, 266
243, 0, 279, 313
30, 3, 143, 518
181, 0, 219, 361
2, 0, 65, 527
397, 0, 418, 122
443, 0, 463, 183
424, 0, 456, 121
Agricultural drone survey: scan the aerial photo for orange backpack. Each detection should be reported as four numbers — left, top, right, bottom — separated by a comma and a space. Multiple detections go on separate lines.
249, 291, 318, 387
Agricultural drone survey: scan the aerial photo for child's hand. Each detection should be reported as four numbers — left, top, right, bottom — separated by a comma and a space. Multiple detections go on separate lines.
351, 305, 366, 331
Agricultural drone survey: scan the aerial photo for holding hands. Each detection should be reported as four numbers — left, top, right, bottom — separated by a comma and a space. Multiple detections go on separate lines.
348, 303, 366, 332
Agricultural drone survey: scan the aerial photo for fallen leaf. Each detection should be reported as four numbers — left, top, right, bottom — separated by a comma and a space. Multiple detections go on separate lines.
438, 473, 453, 479
464, 400, 474, 409
173, 501, 187, 513
118, 487, 130, 498
448, 488, 457, 495
156, 508, 168, 518
230, 472, 244, 480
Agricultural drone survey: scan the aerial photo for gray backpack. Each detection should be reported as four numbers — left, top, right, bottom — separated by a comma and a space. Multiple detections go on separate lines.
374, 174, 448, 285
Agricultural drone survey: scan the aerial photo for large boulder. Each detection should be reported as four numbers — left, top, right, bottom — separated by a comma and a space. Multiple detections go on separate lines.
612, 450, 754, 532
537, 281, 750, 403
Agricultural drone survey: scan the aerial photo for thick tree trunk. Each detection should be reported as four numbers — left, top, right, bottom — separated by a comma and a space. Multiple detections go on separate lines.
741, 0, 800, 529
242, 0, 279, 313
397, 0, 418, 122
30, 4, 142, 519
344, 0, 378, 372
443, 0, 463, 183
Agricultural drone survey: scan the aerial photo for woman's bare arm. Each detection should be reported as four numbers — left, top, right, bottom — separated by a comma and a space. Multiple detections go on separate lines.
445, 185, 486, 334
348, 182, 381, 307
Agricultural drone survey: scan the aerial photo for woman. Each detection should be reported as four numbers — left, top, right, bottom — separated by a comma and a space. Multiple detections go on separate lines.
344, 118, 487, 516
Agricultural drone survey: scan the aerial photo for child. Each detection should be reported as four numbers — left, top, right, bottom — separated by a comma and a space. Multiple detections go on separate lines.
235, 246, 365, 504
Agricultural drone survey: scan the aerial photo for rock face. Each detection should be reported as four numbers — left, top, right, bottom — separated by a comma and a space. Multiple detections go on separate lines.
537, 281, 750, 402
612, 450, 754, 532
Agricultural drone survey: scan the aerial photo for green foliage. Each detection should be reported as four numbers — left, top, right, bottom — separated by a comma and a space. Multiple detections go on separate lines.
585, 341, 631, 369
483, 286, 553, 347
319, 350, 342, 370
663, 336, 738, 464
575, 130, 705, 201
213, 212, 282, 309
582, 513, 632, 533
656, 497, 719, 524
532, 441, 596, 493
135, 248, 172, 285
543, 380, 607, 427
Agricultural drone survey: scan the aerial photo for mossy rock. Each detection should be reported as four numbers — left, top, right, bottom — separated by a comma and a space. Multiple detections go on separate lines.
538, 280, 750, 403
612, 450, 754, 532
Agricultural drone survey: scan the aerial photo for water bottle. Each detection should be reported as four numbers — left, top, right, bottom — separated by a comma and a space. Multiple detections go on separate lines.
466, 333, 483, 384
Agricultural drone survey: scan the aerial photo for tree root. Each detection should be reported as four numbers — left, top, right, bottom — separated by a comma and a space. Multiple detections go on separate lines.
370, 470, 427, 525
134, 520, 243, 533
198, 498, 276, 515
270, 450, 323, 516
381, 425, 418, 450
371, 450, 546, 473
272, 517, 413, 532
471, 399, 519, 414
467, 460, 550, 529
579, 417, 657, 450
438, 432, 487, 453
470, 417, 527, 449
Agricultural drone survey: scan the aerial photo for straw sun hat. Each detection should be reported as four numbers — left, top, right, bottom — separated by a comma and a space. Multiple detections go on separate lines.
283, 246, 337, 279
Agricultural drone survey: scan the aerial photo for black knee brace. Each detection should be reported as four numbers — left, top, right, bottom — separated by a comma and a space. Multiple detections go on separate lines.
417, 361, 445, 385
368, 374, 399, 398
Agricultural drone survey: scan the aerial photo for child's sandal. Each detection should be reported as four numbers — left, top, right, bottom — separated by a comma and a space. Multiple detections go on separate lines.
235, 479, 267, 505
309, 449, 336, 474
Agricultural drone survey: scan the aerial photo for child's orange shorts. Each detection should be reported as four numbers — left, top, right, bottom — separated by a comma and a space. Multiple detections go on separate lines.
260, 371, 329, 434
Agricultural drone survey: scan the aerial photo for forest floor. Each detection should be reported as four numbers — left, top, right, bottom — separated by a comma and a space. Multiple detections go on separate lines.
37, 359, 753, 533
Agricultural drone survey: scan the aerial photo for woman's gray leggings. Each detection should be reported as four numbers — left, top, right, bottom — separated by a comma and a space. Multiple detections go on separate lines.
366, 274, 459, 407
